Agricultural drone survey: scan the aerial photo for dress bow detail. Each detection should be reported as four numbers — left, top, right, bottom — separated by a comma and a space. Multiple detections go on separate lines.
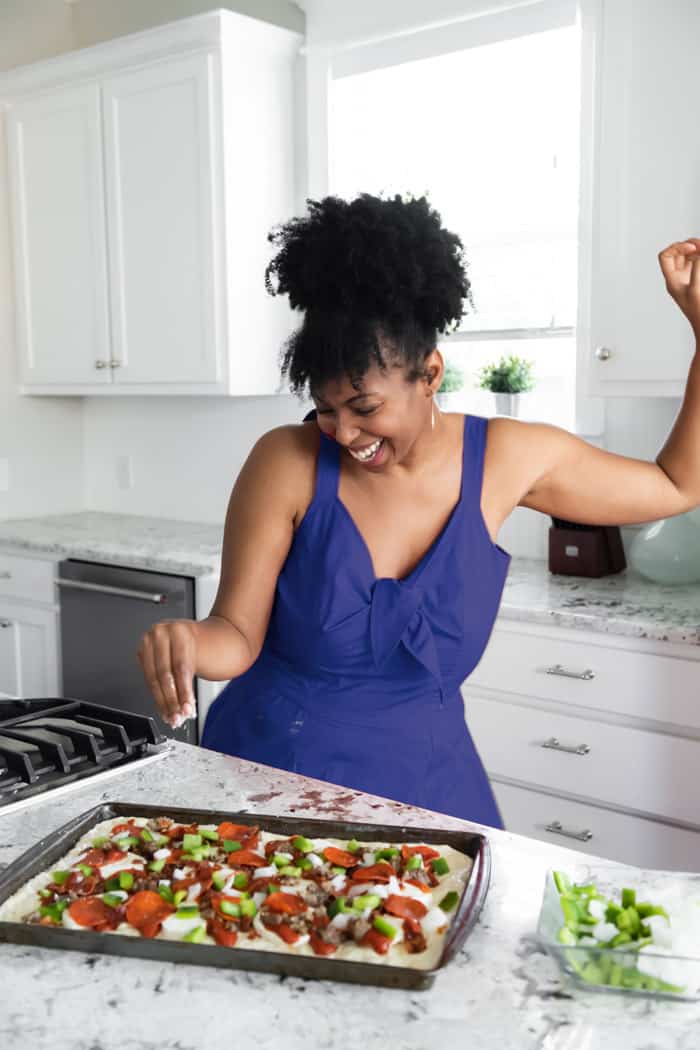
369, 578, 442, 685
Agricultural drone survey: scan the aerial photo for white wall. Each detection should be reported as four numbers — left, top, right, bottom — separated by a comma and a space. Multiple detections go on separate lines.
0, 0, 685, 561
0, 0, 84, 524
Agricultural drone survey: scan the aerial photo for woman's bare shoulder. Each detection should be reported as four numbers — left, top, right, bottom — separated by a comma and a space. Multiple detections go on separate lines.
243, 422, 320, 524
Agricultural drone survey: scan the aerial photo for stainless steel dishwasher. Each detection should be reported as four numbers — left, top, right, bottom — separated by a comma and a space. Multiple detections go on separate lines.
57, 559, 197, 744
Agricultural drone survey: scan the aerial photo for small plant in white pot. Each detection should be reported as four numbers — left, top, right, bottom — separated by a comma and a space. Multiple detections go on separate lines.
436, 359, 465, 411
476, 354, 534, 417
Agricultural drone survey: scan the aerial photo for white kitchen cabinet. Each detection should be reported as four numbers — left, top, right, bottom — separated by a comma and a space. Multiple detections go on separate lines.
464, 619, 700, 870
1, 11, 301, 396
0, 598, 60, 698
5, 83, 111, 387
493, 781, 700, 871
581, 0, 700, 397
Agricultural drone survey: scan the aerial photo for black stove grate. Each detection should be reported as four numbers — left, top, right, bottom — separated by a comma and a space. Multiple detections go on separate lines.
0, 699, 167, 808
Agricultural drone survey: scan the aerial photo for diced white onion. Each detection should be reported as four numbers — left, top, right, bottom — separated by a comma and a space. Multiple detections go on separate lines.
273, 851, 293, 862
158, 880, 171, 889
153, 848, 171, 860
252, 891, 267, 909
592, 921, 618, 943
99, 853, 145, 879
173, 867, 191, 881
306, 854, 324, 869
105, 889, 128, 902
362, 852, 376, 866
161, 914, 205, 939
646, 914, 673, 948
328, 874, 347, 894
422, 907, 449, 935
330, 912, 352, 930
185, 883, 201, 905
587, 899, 605, 921
253, 864, 278, 879
347, 882, 375, 899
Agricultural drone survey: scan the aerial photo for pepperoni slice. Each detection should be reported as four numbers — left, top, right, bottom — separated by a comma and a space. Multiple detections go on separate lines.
404, 878, 432, 893
227, 849, 266, 867
166, 825, 188, 841
401, 844, 440, 862
80, 848, 109, 866
264, 891, 307, 915
267, 922, 300, 944
248, 877, 281, 894
67, 897, 117, 928
322, 847, 359, 868
383, 894, 428, 920
309, 931, 337, 956
359, 928, 392, 955
66, 872, 100, 897
110, 821, 140, 835
208, 917, 238, 948
125, 890, 174, 933
349, 863, 394, 882
217, 821, 257, 842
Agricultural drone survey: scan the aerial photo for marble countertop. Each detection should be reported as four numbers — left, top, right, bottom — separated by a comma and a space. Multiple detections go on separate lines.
501, 558, 700, 646
0, 511, 222, 577
0, 742, 697, 1050
2, 511, 700, 645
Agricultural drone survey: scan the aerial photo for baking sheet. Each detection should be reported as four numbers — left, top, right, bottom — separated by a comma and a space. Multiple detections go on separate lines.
0, 801, 491, 990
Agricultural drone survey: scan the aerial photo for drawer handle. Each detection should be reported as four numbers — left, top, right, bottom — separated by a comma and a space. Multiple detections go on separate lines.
542, 736, 590, 756
544, 663, 595, 681
0, 620, 12, 629
545, 820, 593, 843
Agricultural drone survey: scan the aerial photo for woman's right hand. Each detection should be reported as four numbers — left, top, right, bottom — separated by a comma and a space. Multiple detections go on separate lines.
137, 620, 198, 729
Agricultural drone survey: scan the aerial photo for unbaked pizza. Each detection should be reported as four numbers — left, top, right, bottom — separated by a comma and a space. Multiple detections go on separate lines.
0, 815, 474, 969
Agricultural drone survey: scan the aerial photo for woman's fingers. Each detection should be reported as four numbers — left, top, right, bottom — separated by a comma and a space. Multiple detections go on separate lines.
137, 621, 197, 728
170, 622, 197, 720
137, 631, 173, 726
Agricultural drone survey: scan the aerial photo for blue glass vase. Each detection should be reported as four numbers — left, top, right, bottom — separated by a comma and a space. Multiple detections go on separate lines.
628, 511, 700, 585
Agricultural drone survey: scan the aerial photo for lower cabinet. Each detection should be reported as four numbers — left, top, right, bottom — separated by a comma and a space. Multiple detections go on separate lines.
464, 620, 700, 872
493, 780, 700, 872
0, 599, 60, 698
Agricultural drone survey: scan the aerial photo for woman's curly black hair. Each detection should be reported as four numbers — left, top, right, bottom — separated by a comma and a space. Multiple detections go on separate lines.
264, 192, 472, 395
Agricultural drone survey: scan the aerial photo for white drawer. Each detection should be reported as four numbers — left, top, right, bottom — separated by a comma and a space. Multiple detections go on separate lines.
0, 552, 56, 605
466, 694, 700, 828
469, 624, 700, 731
494, 780, 700, 872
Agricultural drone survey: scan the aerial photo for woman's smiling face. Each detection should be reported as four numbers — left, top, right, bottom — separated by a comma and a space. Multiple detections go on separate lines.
311, 351, 444, 470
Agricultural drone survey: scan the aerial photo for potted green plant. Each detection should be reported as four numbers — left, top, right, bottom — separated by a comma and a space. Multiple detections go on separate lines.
476, 354, 534, 417
436, 359, 465, 411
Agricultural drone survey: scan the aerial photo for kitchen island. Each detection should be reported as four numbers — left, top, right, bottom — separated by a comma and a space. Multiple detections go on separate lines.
0, 742, 697, 1050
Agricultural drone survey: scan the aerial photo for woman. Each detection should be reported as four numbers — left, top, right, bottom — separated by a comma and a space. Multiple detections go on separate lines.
138, 193, 700, 827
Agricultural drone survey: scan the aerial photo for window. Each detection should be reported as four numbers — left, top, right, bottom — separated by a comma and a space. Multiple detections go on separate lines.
328, 5, 580, 429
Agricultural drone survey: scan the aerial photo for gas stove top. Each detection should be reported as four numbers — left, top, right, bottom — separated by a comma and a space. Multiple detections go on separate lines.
0, 698, 171, 815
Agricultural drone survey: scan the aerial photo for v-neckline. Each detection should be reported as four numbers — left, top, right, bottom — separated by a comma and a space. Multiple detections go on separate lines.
334, 415, 468, 586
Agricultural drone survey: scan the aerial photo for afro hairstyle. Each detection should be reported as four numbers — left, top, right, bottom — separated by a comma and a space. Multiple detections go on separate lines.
264, 192, 472, 396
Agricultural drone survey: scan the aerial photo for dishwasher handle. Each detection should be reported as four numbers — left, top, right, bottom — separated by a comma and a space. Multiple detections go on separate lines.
56, 577, 169, 604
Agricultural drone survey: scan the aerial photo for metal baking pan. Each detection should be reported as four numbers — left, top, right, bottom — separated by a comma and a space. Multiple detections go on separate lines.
0, 801, 491, 990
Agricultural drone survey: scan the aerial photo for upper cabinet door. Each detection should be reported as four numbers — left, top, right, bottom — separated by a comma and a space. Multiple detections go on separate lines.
102, 53, 223, 388
6, 84, 112, 387
585, 0, 700, 396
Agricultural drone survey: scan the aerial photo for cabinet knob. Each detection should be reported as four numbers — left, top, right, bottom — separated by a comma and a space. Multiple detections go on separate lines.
0, 571, 11, 580
109, 359, 121, 369
595, 346, 612, 361
95, 359, 108, 370
0, 619, 12, 629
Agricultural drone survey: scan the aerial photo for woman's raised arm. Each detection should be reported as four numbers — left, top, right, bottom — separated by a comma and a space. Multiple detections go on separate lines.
137, 425, 315, 727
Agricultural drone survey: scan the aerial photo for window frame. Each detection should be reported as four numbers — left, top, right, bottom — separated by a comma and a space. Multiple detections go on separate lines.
300, 0, 603, 436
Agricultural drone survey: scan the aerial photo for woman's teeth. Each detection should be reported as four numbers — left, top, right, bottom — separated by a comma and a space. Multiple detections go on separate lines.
349, 438, 383, 462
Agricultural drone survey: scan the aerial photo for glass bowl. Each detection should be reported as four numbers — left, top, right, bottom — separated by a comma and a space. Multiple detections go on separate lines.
536, 864, 700, 1001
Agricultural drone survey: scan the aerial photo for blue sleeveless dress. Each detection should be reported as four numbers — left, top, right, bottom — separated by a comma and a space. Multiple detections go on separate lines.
201, 414, 511, 827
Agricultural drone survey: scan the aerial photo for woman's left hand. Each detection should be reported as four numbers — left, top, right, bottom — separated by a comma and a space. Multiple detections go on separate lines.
658, 238, 700, 338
